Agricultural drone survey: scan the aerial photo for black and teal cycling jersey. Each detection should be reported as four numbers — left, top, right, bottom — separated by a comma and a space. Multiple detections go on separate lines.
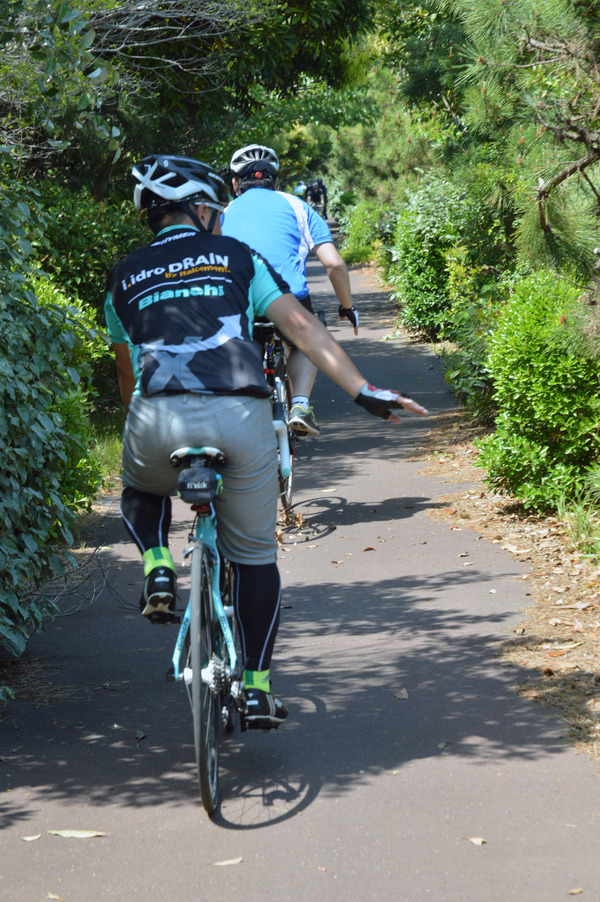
105, 225, 289, 398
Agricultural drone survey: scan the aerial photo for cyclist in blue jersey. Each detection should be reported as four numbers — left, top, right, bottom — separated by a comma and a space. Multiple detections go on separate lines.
222, 144, 359, 437
293, 180, 307, 198
105, 154, 428, 728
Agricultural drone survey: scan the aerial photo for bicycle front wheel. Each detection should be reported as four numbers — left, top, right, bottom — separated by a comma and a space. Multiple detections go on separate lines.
277, 367, 295, 511
190, 542, 220, 813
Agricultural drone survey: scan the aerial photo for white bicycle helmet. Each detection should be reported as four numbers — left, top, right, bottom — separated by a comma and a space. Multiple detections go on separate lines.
132, 155, 229, 212
229, 144, 279, 175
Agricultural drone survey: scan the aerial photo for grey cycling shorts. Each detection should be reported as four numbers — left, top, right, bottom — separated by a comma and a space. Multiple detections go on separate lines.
122, 393, 279, 566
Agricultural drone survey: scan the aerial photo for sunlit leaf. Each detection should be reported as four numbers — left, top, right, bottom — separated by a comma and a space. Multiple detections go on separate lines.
47, 829, 106, 838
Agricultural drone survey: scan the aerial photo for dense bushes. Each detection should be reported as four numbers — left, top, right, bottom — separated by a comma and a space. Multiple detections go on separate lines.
36, 183, 148, 314
0, 276, 102, 660
380, 182, 458, 338
476, 273, 600, 509
33, 183, 150, 411
338, 198, 395, 265
0, 171, 135, 671
341, 178, 600, 513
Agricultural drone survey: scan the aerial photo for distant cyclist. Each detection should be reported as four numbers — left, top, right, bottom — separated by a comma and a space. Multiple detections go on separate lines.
222, 144, 359, 436
317, 178, 328, 218
293, 180, 307, 198
104, 153, 428, 728
305, 179, 326, 217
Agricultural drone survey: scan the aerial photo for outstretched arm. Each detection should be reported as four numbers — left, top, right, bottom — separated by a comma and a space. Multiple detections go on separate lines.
266, 294, 427, 421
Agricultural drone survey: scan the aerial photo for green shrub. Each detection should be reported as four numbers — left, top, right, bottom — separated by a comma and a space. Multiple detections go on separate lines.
439, 246, 508, 423
0, 278, 102, 658
476, 271, 600, 510
381, 180, 461, 338
35, 183, 148, 314
440, 319, 497, 424
339, 198, 390, 265
31, 183, 144, 409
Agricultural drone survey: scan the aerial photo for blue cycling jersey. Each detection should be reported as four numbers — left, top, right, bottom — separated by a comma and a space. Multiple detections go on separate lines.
222, 187, 332, 300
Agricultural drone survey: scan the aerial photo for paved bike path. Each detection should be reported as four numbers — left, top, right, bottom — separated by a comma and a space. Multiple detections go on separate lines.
1, 258, 599, 901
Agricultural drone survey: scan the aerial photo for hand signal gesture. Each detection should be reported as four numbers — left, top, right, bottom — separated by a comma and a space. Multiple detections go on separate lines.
354, 383, 428, 422
338, 304, 359, 335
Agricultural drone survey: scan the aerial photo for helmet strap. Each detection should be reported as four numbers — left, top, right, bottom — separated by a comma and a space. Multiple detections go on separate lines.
207, 208, 219, 232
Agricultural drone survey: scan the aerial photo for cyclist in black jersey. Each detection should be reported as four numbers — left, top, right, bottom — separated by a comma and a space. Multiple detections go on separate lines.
105, 154, 428, 728
305, 179, 326, 215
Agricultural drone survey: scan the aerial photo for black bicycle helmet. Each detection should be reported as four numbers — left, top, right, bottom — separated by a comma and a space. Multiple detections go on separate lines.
132, 155, 229, 212
229, 144, 279, 176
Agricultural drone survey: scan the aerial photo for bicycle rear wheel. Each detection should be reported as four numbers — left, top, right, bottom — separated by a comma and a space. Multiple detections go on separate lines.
219, 558, 240, 734
190, 542, 220, 813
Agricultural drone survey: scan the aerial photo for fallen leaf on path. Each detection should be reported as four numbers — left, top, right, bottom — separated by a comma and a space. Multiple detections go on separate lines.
502, 544, 532, 554
568, 890, 583, 896
467, 837, 487, 845
47, 895, 63, 900
548, 651, 566, 657
362, 547, 375, 552
134, 730, 146, 741
47, 830, 107, 839
21, 834, 41, 841
394, 688, 409, 699
212, 857, 242, 867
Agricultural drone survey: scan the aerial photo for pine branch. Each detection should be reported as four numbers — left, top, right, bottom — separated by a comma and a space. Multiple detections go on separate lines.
537, 151, 600, 201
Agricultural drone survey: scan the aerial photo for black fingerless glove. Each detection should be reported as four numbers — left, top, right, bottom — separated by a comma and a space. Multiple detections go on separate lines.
353, 383, 408, 419
338, 304, 359, 329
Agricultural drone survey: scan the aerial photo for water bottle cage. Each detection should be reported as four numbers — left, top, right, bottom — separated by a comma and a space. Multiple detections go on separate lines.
177, 464, 220, 505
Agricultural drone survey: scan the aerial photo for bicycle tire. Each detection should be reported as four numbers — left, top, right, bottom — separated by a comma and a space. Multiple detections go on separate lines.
276, 361, 295, 510
190, 541, 220, 813
219, 558, 240, 734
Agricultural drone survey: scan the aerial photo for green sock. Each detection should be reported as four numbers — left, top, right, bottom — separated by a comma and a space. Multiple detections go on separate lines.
142, 547, 176, 577
243, 669, 270, 692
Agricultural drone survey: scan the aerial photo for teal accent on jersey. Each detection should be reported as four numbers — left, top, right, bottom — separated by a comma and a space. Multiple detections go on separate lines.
105, 291, 143, 395
104, 291, 128, 343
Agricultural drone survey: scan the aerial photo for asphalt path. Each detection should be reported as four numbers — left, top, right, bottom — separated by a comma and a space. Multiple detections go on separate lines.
1, 255, 600, 901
